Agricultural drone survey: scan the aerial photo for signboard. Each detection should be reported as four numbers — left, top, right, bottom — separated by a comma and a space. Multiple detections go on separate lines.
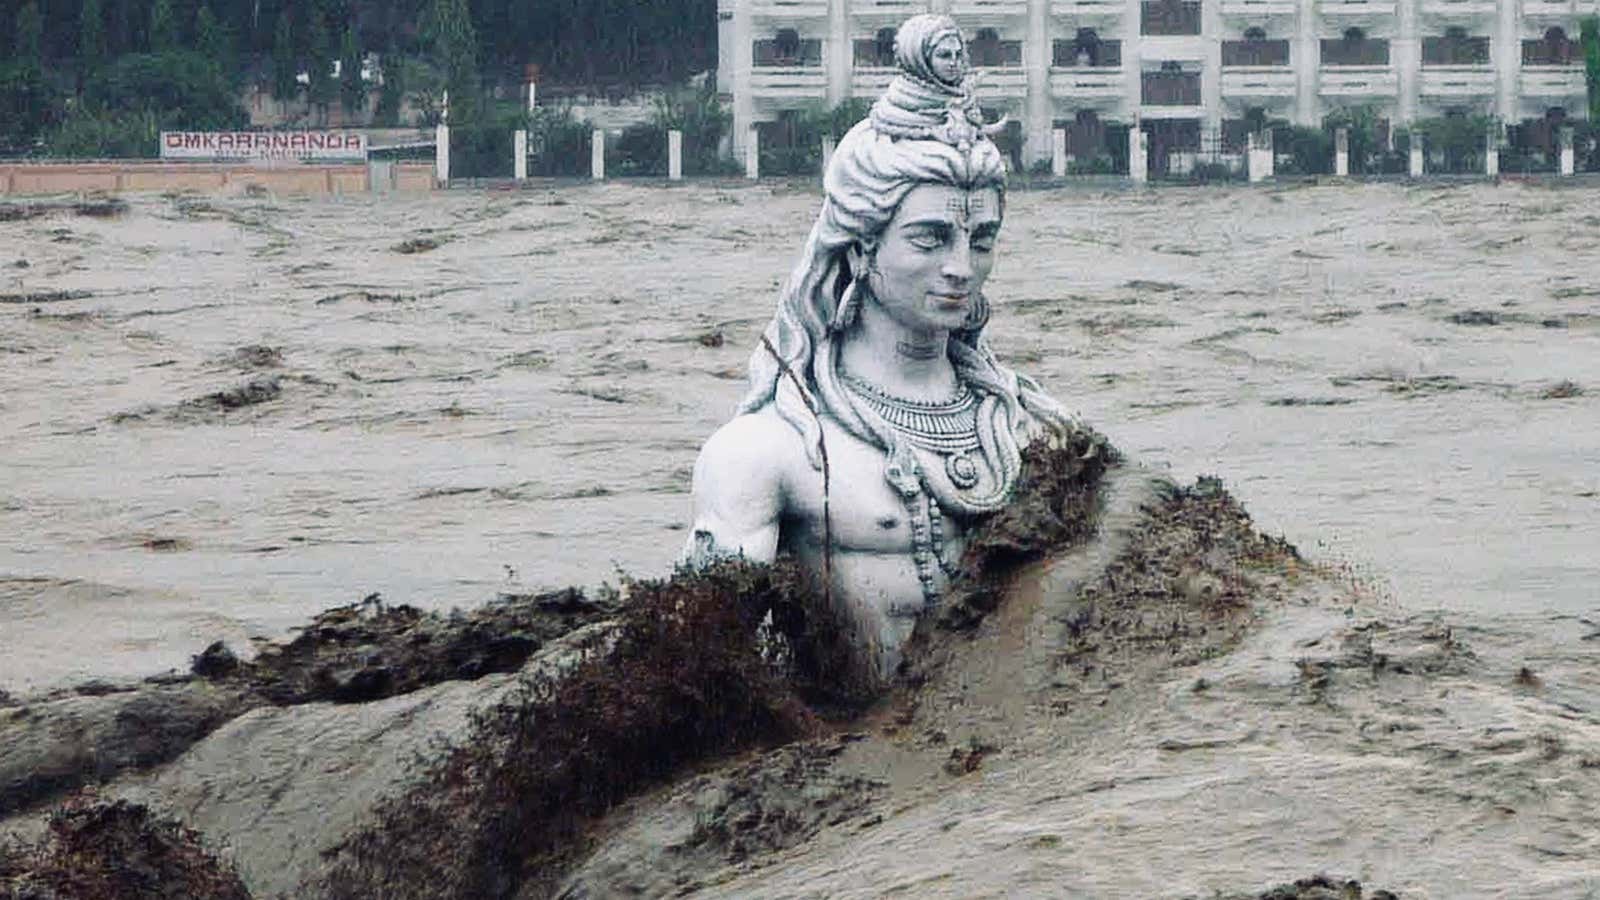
160, 131, 369, 161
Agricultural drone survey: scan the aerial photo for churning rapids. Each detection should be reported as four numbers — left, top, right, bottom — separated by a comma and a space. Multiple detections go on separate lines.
1, 181, 1598, 898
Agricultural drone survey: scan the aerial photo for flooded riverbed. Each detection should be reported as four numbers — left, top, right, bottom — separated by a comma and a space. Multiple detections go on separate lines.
1, 180, 1596, 692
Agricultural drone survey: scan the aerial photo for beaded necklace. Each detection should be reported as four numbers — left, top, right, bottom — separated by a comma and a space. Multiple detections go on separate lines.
841, 373, 972, 607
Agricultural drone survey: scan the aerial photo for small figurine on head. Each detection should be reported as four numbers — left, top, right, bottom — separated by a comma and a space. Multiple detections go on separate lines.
873, 15, 1004, 153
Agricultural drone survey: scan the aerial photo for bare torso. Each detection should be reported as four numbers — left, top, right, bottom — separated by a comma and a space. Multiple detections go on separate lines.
687, 402, 1016, 677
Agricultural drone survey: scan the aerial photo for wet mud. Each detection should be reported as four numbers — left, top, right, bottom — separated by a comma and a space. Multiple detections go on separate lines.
0, 799, 248, 900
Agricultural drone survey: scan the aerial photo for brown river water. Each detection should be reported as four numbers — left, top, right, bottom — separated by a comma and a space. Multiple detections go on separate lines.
1, 180, 1596, 694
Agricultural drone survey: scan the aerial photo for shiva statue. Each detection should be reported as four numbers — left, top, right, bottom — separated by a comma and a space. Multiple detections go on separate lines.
686, 15, 1072, 682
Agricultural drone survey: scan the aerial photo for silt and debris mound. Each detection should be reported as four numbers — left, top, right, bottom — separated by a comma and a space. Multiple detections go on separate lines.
317, 560, 824, 900
195, 587, 619, 705
0, 799, 247, 900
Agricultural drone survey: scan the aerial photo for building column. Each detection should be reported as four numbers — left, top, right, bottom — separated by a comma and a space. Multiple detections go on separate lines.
1495, 0, 1517, 123
732, 0, 755, 160
1125, 0, 1144, 123
1397, 0, 1419, 125
1202, 0, 1223, 132
1297, 0, 1319, 125
828, 0, 850, 105
1026, 0, 1053, 165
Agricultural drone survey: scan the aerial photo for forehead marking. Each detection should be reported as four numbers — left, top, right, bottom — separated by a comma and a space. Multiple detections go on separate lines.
942, 192, 987, 225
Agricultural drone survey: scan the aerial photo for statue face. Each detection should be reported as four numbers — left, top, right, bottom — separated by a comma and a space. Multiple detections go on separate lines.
929, 35, 968, 85
866, 183, 1001, 335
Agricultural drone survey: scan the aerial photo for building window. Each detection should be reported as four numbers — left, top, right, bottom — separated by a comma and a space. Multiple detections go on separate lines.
1141, 0, 1201, 37
1142, 62, 1201, 105
1522, 26, 1576, 65
854, 26, 899, 66
1320, 27, 1390, 66
1053, 29, 1121, 67
968, 28, 1022, 67
754, 29, 822, 67
1422, 27, 1490, 66
1223, 28, 1290, 66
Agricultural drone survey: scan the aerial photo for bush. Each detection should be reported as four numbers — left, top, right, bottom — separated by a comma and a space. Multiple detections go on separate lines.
759, 97, 873, 176
651, 76, 734, 176
1412, 114, 1496, 174
0, 62, 55, 155
86, 51, 246, 131
1066, 156, 1118, 175
612, 121, 667, 176
45, 104, 159, 158
1188, 161, 1243, 183
1323, 105, 1387, 174
1272, 124, 1332, 175
527, 105, 593, 177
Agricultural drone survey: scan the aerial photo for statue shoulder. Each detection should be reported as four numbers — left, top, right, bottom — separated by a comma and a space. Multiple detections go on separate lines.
693, 405, 808, 494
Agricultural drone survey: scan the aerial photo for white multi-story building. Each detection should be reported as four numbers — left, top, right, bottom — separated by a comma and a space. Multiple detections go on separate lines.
717, 0, 1595, 168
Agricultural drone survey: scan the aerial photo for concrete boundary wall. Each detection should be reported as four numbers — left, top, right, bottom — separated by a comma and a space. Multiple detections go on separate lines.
0, 162, 435, 196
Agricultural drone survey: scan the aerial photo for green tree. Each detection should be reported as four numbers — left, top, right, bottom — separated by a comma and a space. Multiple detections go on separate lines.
1582, 16, 1600, 124
149, 0, 178, 52
85, 50, 249, 129
307, 10, 335, 110
374, 48, 405, 125
196, 5, 234, 80
340, 25, 364, 115
271, 11, 297, 101
15, 1, 44, 69
423, 0, 479, 124
79, 0, 107, 75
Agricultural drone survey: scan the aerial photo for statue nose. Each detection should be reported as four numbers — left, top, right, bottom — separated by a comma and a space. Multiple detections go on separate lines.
942, 246, 974, 285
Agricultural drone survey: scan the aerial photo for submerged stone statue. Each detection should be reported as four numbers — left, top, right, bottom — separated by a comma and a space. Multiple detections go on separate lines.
687, 15, 1071, 680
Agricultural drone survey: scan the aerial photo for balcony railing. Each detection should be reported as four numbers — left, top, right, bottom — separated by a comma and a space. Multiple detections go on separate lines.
1522, 40, 1579, 66
951, 0, 1029, 15
1518, 67, 1586, 96
1222, 39, 1290, 66
1419, 0, 1497, 16
1052, 0, 1126, 16
1054, 39, 1123, 67
1142, 71, 1202, 105
1321, 38, 1391, 66
970, 41, 1025, 67
1522, 0, 1577, 16
1421, 36, 1490, 65
750, 0, 828, 17
972, 68, 1030, 98
748, 68, 828, 99
1419, 65, 1496, 96
850, 0, 930, 14
1142, 1, 1202, 35
1318, 0, 1398, 14
1220, 0, 1297, 14
1221, 68, 1297, 97
1319, 66, 1399, 95
1049, 68, 1128, 99
753, 39, 824, 68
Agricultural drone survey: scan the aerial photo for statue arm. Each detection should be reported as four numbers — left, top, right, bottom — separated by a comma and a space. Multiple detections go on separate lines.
681, 412, 791, 568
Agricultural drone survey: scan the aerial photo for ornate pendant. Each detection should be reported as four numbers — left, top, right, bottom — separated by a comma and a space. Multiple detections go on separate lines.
945, 452, 979, 489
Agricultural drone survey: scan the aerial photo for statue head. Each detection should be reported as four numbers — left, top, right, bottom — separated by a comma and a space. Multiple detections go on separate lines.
739, 19, 1070, 511
893, 14, 969, 87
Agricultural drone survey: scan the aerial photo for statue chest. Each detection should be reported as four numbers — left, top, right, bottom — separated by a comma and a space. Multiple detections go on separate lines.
778, 421, 979, 559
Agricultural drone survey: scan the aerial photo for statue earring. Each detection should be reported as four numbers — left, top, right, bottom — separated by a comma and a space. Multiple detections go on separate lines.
829, 247, 873, 333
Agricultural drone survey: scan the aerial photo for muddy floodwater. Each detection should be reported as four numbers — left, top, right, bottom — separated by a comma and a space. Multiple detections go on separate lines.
1, 180, 1597, 693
